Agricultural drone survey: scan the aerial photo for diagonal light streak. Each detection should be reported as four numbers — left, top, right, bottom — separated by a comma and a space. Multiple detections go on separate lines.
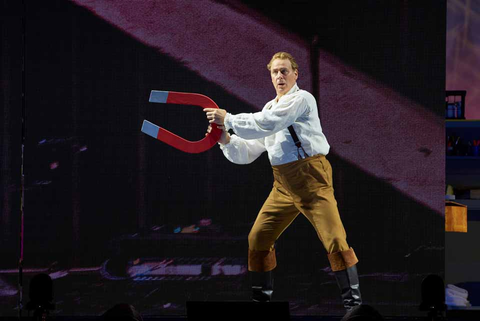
319, 51, 444, 215
70, 0, 312, 109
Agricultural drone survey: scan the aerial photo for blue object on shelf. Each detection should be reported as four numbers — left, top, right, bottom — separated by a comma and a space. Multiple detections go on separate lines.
446, 90, 466, 120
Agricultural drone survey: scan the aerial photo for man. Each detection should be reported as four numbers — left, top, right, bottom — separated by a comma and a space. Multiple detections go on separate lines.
204, 52, 361, 310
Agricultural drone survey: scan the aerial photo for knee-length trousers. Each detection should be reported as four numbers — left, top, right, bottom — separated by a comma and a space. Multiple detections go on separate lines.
247, 154, 358, 272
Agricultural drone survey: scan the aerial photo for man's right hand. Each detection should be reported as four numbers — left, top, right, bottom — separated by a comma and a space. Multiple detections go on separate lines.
206, 124, 230, 144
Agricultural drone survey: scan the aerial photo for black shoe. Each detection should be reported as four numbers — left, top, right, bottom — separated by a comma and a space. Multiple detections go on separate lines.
250, 271, 273, 302
334, 264, 362, 310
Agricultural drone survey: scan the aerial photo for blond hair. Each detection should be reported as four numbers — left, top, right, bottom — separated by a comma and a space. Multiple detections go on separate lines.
267, 52, 299, 71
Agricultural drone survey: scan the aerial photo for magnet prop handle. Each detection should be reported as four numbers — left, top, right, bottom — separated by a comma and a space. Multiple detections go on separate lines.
141, 91, 222, 153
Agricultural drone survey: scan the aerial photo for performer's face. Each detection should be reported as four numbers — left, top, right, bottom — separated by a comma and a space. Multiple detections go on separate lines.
270, 58, 298, 98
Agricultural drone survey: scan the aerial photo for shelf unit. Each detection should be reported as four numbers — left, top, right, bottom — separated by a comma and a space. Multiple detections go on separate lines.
446, 119, 480, 128
446, 120, 480, 221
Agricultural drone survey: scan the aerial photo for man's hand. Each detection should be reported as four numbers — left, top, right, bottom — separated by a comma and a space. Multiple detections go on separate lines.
204, 108, 227, 125
206, 124, 230, 145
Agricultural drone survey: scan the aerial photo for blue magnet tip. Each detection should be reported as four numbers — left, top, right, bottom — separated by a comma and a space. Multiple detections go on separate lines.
149, 90, 169, 103
141, 120, 160, 138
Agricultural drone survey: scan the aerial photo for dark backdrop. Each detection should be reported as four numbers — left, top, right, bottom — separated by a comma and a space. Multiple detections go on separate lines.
1, 0, 445, 317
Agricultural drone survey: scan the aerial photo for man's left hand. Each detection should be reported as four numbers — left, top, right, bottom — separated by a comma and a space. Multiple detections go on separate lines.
204, 108, 227, 125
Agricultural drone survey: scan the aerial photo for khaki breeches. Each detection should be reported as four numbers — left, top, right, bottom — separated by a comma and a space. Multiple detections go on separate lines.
248, 154, 358, 272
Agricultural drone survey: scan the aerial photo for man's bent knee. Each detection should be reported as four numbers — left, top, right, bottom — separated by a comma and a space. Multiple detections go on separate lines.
248, 230, 276, 252
325, 236, 349, 254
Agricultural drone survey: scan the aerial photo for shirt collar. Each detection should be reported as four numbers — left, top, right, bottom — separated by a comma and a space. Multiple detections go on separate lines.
275, 83, 299, 102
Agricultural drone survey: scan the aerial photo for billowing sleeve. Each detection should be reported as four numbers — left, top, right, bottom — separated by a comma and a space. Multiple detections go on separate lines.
219, 135, 266, 165
224, 94, 309, 140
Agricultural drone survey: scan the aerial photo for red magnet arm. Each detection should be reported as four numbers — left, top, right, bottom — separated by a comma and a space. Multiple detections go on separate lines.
141, 91, 222, 153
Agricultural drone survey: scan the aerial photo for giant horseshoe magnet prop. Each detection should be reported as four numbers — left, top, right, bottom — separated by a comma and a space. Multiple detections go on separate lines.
141, 90, 223, 153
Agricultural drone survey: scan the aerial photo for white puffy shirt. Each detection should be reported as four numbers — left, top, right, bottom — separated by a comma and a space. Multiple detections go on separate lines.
220, 83, 330, 166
